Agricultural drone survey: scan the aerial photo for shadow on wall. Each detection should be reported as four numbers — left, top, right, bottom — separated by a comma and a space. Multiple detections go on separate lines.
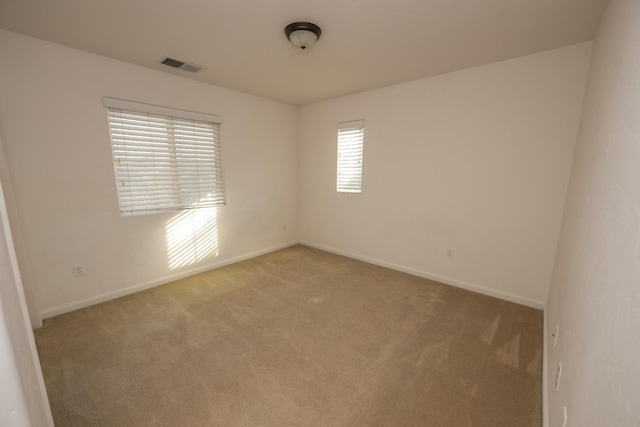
165, 207, 218, 270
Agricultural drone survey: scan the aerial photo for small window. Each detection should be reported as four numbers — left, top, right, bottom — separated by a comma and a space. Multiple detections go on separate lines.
103, 97, 225, 216
337, 120, 364, 193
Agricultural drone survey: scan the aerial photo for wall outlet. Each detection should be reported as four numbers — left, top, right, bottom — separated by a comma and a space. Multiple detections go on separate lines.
72, 264, 86, 277
446, 249, 454, 259
555, 362, 562, 391
553, 324, 560, 347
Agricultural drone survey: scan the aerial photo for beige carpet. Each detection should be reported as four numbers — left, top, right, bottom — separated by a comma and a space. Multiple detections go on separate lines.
35, 245, 542, 426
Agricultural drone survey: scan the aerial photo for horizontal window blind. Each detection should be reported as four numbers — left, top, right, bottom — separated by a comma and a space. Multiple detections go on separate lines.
337, 120, 364, 193
103, 97, 225, 216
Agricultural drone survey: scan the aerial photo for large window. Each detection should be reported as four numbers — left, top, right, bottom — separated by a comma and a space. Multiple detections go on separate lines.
337, 120, 364, 193
103, 97, 225, 216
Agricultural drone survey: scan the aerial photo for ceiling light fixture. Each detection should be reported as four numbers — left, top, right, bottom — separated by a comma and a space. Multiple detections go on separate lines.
284, 22, 321, 50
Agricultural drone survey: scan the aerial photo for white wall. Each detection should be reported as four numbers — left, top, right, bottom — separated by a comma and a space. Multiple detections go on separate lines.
0, 30, 299, 318
0, 146, 53, 426
0, 137, 41, 327
299, 43, 592, 308
546, 1, 640, 425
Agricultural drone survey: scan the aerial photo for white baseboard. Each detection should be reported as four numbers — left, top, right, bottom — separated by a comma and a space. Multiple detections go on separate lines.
543, 307, 549, 427
41, 239, 546, 320
40, 241, 298, 320
299, 241, 546, 310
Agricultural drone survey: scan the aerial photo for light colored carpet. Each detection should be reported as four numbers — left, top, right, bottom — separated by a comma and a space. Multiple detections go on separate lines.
35, 245, 542, 426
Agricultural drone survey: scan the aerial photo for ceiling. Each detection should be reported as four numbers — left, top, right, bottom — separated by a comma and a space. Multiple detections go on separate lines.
0, 0, 609, 105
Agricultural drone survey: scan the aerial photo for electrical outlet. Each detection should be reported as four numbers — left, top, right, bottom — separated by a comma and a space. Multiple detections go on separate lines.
73, 265, 86, 277
553, 324, 560, 347
447, 249, 454, 259
555, 362, 562, 391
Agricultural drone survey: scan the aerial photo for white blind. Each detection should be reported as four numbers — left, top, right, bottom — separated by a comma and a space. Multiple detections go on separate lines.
337, 120, 364, 193
103, 98, 225, 216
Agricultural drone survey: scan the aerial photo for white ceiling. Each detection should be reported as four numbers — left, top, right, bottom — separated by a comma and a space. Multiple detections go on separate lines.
0, 0, 608, 105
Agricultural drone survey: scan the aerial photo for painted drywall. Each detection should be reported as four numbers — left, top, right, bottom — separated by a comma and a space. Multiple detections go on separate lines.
299, 43, 592, 307
0, 137, 41, 328
0, 158, 53, 425
546, 0, 640, 425
0, 30, 298, 318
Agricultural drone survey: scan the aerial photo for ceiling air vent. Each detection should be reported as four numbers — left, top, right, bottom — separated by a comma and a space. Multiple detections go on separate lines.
160, 57, 204, 73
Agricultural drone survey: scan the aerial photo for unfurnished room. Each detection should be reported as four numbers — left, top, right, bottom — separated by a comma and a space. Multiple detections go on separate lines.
0, 0, 639, 426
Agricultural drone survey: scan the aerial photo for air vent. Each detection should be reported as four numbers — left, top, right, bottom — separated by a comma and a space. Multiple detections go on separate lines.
179, 63, 203, 73
160, 57, 204, 73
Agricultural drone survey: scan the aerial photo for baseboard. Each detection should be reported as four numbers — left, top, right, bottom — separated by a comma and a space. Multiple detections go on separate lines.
40, 239, 546, 319
299, 241, 546, 310
40, 241, 298, 320
543, 307, 549, 427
